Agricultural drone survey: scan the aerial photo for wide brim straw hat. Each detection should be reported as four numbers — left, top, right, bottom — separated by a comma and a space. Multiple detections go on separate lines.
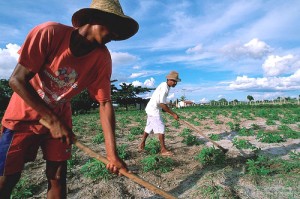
72, 0, 139, 41
166, 71, 181, 82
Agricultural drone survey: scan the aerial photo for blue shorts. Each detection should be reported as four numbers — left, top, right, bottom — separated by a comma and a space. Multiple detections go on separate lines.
0, 127, 71, 176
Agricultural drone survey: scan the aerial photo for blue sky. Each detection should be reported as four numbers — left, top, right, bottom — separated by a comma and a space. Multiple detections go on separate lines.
1, 0, 300, 103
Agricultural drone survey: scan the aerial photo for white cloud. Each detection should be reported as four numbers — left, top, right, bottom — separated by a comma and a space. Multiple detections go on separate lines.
144, 77, 155, 87
0, 43, 19, 79
132, 65, 141, 69
129, 72, 147, 78
186, 44, 203, 54
132, 80, 143, 87
262, 54, 300, 76
221, 38, 271, 59
243, 38, 271, 58
200, 98, 209, 103
110, 51, 138, 67
228, 69, 300, 91
131, 77, 155, 88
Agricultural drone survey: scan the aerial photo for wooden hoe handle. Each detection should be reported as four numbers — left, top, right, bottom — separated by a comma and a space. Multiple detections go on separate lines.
179, 120, 228, 154
39, 119, 177, 199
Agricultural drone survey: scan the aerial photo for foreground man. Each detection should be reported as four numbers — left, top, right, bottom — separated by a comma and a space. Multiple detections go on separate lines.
0, 0, 138, 198
139, 71, 181, 156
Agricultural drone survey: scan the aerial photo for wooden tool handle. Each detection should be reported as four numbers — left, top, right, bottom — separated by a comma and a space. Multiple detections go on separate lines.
179, 120, 228, 153
39, 119, 177, 199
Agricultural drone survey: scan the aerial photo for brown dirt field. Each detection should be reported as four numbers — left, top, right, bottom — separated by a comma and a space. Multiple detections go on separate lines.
16, 109, 300, 198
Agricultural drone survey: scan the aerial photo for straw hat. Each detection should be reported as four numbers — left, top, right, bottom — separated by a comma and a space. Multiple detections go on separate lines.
166, 71, 181, 82
72, 0, 139, 40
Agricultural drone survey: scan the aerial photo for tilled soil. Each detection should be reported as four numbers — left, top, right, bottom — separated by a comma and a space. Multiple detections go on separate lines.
19, 112, 300, 198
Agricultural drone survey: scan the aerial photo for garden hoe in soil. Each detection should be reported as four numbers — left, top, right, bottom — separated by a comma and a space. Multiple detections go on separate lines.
39, 119, 177, 199
179, 120, 229, 154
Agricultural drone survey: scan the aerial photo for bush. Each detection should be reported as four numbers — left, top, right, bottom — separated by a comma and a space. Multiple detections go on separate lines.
195, 147, 225, 165
141, 155, 174, 173
145, 138, 161, 155
81, 159, 113, 181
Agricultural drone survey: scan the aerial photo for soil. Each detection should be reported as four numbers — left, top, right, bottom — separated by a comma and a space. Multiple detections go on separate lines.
20, 111, 300, 199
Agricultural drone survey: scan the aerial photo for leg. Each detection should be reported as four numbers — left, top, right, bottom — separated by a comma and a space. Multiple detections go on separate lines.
0, 172, 22, 199
46, 160, 67, 199
158, 134, 173, 156
139, 132, 149, 151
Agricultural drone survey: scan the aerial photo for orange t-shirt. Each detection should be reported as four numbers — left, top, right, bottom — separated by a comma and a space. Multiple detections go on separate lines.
2, 22, 112, 133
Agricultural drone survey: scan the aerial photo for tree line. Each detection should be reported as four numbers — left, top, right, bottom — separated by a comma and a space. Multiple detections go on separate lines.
0, 79, 153, 115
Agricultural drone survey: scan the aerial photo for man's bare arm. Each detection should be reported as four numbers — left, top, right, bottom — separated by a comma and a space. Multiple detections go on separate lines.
99, 101, 127, 175
159, 103, 179, 120
9, 63, 73, 144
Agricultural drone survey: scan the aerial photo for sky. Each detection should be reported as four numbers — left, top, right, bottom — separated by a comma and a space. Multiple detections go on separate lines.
1, 0, 300, 103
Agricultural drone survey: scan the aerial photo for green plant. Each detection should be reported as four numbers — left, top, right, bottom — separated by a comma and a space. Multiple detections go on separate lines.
179, 128, 192, 137
145, 138, 161, 154
246, 155, 272, 176
81, 159, 113, 181
227, 122, 240, 131
141, 155, 174, 173
209, 134, 221, 141
67, 146, 80, 176
233, 138, 256, 150
182, 134, 202, 146
256, 130, 285, 143
195, 147, 225, 165
92, 132, 104, 144
126, 133, 136, 141
130, 126, 143, 135
11, 176, 38, 199
171, 120, 180, 128
117, 144, 130, 160
266, 119, 276, 125
238, 127, 255, 136
251, 123, 260, 130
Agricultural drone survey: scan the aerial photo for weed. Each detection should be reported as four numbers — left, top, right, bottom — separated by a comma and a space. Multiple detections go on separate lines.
67, 146, 80, 176
195, 147, 225, 165
92, 132, 104, 144
227, 122, 240, 132
238, 127, 255, 136
81, 158, 113, 181
266, 119, 276, 125
141, 155, 174, 173
117, 144, 130, 160
179, 128, 192, 137
251, 123, 260, 130
233, 138, 256, 150
209, 134, 221, 141
182, 134, 202, 146
130, 126, 143, 135
246, 155, 272, 176
256, 130, 285, 143
145, 138, 161, 155
171, 120, 180, 128
11, 176, 38, 199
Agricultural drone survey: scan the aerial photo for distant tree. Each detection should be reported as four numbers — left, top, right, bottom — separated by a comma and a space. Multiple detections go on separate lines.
71, 89, 98, 114
180, 95, 186, 102
71, 80, 118, 114
210, 100, 217, 106
233, 99, 239, 105
0, 79, 13, 114
218, 98, 228, 105
114, 83, 153, 111
247, 95, 254, 104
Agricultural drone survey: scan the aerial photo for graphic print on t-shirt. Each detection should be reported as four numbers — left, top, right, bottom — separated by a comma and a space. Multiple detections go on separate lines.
37, 66, 78, 106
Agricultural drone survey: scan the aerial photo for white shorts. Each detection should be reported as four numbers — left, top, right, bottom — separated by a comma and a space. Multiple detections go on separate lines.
144, 115, 165, 134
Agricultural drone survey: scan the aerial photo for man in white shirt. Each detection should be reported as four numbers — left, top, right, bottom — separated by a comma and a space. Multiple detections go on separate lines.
138, 71, 180, 156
